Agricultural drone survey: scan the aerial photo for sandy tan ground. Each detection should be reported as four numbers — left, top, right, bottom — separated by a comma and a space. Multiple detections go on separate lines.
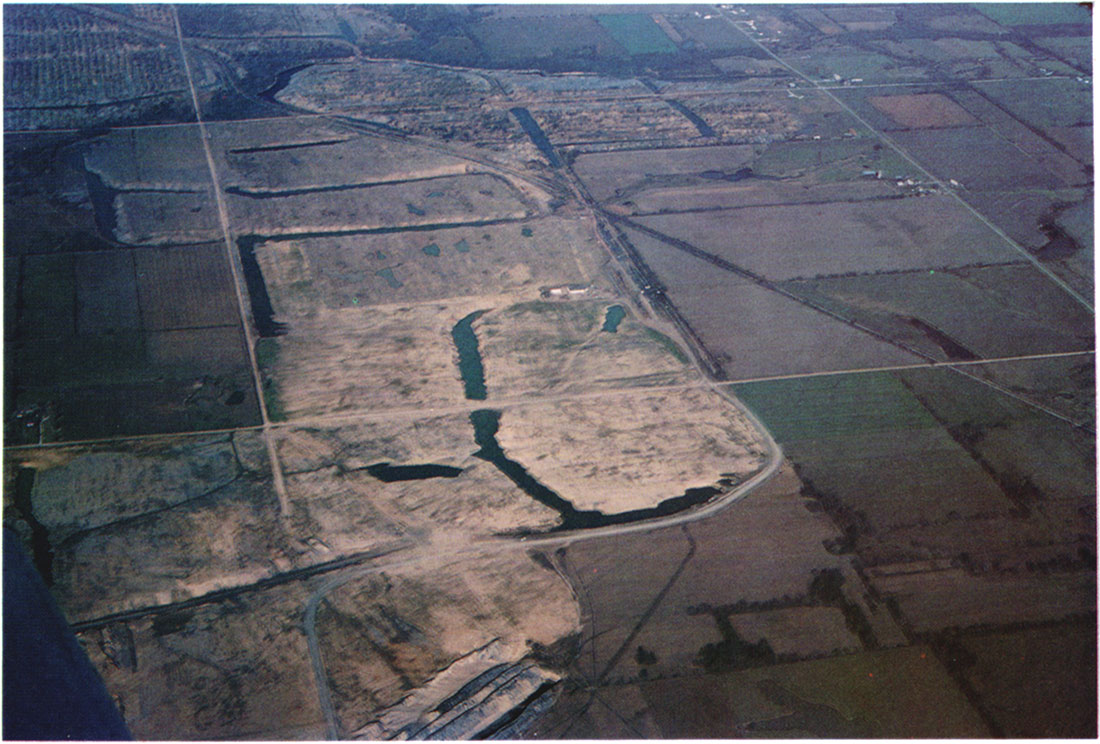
317, 551, 580, 737
496, 387, 767, 513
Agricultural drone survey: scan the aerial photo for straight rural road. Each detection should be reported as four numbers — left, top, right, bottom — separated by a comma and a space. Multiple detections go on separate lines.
172, 5, 290, 515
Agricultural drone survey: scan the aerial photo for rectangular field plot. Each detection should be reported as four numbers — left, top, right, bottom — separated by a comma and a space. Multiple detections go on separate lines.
134, 244, 240, 330
212, 118, 473, 189
573, 144, 760, 202
658, 272, 922, 379
869, 568, 1094, 634
960, 188, 1087, 250
9, 327, 259, 442
467, 15, 626, 63
730, 372, 936, 444
667, 13, 761, 52
225, 173, 532, 236
636, 195, 1016, 281
897, 365, 1096, 506
780, 264, 1095, 363
635, 646, 989, 738
254, 217, 603, 315
595, 13, 678, 55
888, 127, 1069, 191
623, 179, 897, 216
868, 93, 979, 129
952, 621, 1097, 738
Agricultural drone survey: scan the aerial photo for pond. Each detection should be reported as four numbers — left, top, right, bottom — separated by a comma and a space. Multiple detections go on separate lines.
452, 310, 489, 400
602, 305, 626, 333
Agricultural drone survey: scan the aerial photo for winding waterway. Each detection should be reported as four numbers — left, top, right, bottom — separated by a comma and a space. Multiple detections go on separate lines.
451, 311, 731, 532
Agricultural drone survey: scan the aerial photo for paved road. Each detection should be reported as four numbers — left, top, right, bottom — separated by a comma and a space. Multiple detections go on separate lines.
172, 6, 290, 515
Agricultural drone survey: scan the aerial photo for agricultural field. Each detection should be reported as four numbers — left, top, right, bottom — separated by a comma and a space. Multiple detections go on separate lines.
888, 126, 1073, 191
780, 264, 1095, 362
636, 195, 1014, 281
3, 4, 198, 131
947, 620, 1098, 738
225, 173, 534, 237
573, 144, 761, 202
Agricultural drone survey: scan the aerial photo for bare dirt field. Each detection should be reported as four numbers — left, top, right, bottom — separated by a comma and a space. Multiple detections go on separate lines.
868, 93, 979, 128
226, 173, 534, 236
274, 416, 561, 545
495, 387, 766, 513
254, 216, 603, 314
476, 300, 696, 398
315, 551, 580, 738
79, 582, 327, 740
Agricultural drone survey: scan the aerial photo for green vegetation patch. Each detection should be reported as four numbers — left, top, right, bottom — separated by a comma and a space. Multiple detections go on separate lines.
20, 254, 76, 336
799, 51, 925, 83
730, 372, 936, 443
422, 243, 441, 257
752, 139, 910, 182
975, 2, 1091, 26
454, 238, 471, 253
255, 338, 286, 421
596, 13, 678, 55
375, 267, 403, 289
643, 327, 688, 364
975, 78, 1092, 129
18, 333, 148, 387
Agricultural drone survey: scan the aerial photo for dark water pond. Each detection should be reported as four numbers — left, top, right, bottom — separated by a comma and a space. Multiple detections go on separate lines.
258, 63, 313, 104
469, 409, 723, 532
602, 305, 626, 333
365, 462, 462, 482
509, 107, 562, 168
236, 236, 287, 337
452, 310, 489, 400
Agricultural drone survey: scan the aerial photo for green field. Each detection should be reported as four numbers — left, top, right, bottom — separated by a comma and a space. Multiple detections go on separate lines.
729, 372, 937, 443
752, 139, 913, 182
976, 2, 1092, 26
596, 14, 678, 55
976, 78, 1092, 129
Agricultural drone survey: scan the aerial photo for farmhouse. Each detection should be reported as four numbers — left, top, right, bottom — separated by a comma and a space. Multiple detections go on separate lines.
541, 284, 591, 299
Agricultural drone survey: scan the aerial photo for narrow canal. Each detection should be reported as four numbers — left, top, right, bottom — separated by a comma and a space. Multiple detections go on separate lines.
451, 311, 731, 532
